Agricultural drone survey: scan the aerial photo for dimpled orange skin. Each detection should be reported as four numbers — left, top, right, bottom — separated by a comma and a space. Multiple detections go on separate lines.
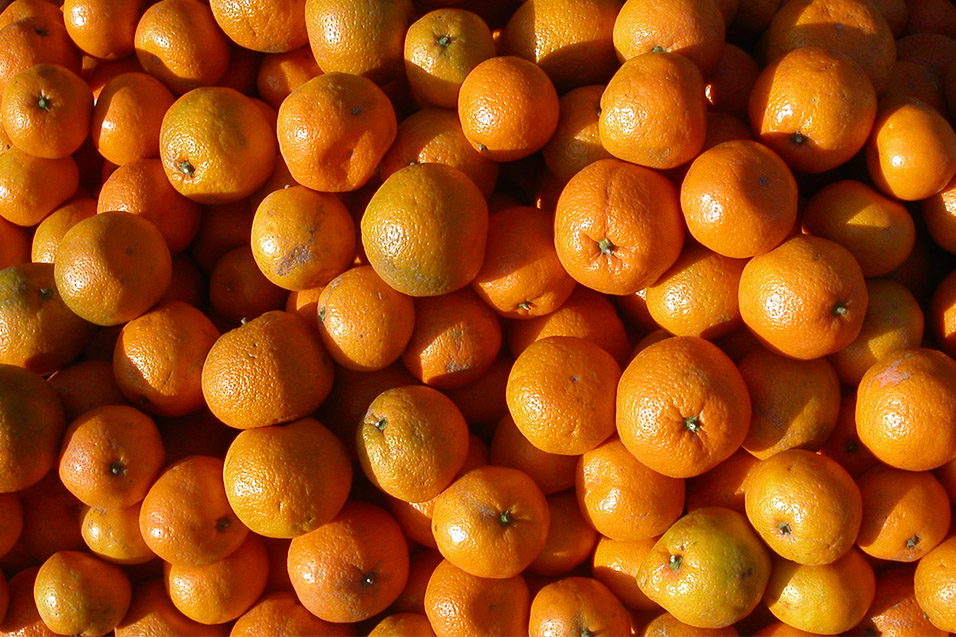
599, 50, 707, 170
748, 47, 877, 174
506, 336, 620, 456
553, 158, 685, 296
744, 449, 863, 566
856, 348, 956, 472
865, 96, 956, 201
738, 235, 868, 360
616, 336, 752, 479
457, 55, 559, 163
208, 0, 307, 53
914, 535, 956, 633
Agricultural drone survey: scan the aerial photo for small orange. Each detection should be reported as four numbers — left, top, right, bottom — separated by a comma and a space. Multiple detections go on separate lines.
53, 211, 172, 327
316, 265, 415, 372
361, 163, 488, 297
357, 385, 469, 503
34, 550, 132, 636
541, 84, 613, 183
576, 437, 685, 542
139, 455, 249, 568
47, 359, 130, 423
705, 44, 760, 121
617, 336, 751, 479
79, 503, 154, 565
115, 578, 226, 637
404, 8, 496, 108
0, 146, 79, 227
871, 0, 909, 36
251, 186, 356, 291
63, 0, 141, 60
528, 491, 598, 577
745, 449, 863, 566
231, 591, 344, 637
1, 63, 92, 159
91, 72, 175, 167
276, 72, 397, 193
591, 535, 660, 612
0, 0, 64, 31
924, 172, 956, 254
866, 95, 956, 201
895, 32, 956, 78
0, 17, 82, 95
737, 347, 841, 459
431, 465, 549, 579
817, 393, 880, 479
288, 501, 410, 623
856, 564, 948, 637
424, 558, 530, 636
0, 567, 50, 636
884, 59, 949, 115
554, 158, 685, 296
599, 51, 706, 170
902, 0, 956, 36
856, 348, 956, 471
207, 246, 288, 325
256, 45, 321, 110
391, 548, 443, 615
160, 86, 276, 205
285, 286, 323, 330
737, 235, 868, 360
208, 0, 306, 53
529, 576, 630, 637
201, 310, 334, 430
685, 449, 759, 516
0, 215, 29, 267
30, 197, 96, 264
489, 414, 577, 496
457, 55, 559, 162
187, 200, 254, 274
914, 534, 956, 632
506, 336, 620, 456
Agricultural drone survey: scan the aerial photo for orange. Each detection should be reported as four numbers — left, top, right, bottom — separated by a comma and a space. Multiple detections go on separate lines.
502, 0, 621, 91
472, 206, 575, 319
208, 246, 288, 325
528, 491, 598, 577
738, 235, 868, 360
250, 186, 355, 291
856, 464, 951, 562
357, 385, 469, 503
160, 86, 276, 205
599, 51, 706, 170
30, 197, 96, 264
802, 179, 915, 278
0, 364, 66, 493
0, 17, 82, 95
201, 310, 333, 430
0, 491, 23, 559
53, 211, 172, 327
82, 55, 145, 100
424, 559, 530, 636
872, 0, 909, 36
47, 359, 129, 423
0, 147, 79, 227
818, 393, 880, 479
457, 55, 559, 162
1, 63, 92, 159
288, 501, 410, 623
644, 243, 746, 340
63, 0, 141, 60
763, 550, 876, 635
554, 158, 685, 296
403, 8, 496, 108
115, 578, 226, 637
401, 287, 501, 389
644, 612, 742, 636
0, 0, 64, 32
705, 44, 760, 121
156, 410, 235, 467
285, 286, 323, 330
856, 348, 956, 471
617, 336, 751, 479
392, 548, 443, 615
541, 84, 613, 183
0, 567, 52, 637
91, 72, 175, 167
737, 347, 841, 460
15, 473, 86, 563
369, 613, 433, 636
924, 172, 956, 254
58, 404, 165, 509
865, 95, 956, 201
277, 72, 397, 193
0, 215, 29, 268
612, 0, 725, 75
749, 46, 877, 174
506, 336, 620, 455
139, 455, 249, 567
885, 59, 949, 115
686, 449, 759, 515
232, 591, 344, 637
208, 0, 305, 53
112, 301, 220, 417
256, 45, 321, 110
745, 449, 863, 566
186, 200, 254, 274
316, 265, 414, 372
508, 285, 632, 367
857, 564, 948, 637
79, 503, 154, 565
529, 576, 630, 637
34, 550, 132, 636
0, 262, 95, 375
133, 0, 231, 95
362, 163, 488, 297
576, 437, 685, 542
97, 158, 202, 256
914, 534, 956, 632
304, 0, 413, 85
903, 0, 956, 36
379, 107, 499, 199
680, 140, 797, 260
895, 32, 956, 78
431, 466, 549, 579
763, 0, 895, 93
830, 278, 925, 385
591, 535, 659, 611
157, 254, 205, 309
489, 414, 577, 496
638, 507, 771, 629
932, 268, 956, 357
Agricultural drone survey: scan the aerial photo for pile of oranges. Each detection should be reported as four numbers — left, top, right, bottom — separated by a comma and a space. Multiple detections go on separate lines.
2, 0, 956, 634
